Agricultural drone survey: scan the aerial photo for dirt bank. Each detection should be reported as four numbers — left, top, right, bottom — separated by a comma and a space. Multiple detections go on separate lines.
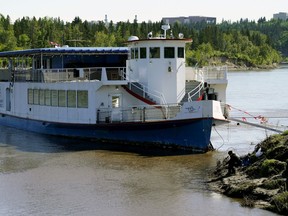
208, 131, 288, 215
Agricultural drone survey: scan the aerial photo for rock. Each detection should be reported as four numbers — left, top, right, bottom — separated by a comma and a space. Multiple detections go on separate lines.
254, 200, 271, 209
252, 187, 279, 200
208, 131, 288, 215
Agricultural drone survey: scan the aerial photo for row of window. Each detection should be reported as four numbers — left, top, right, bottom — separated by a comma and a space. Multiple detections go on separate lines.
28, 89, 88, 108
130, 47, 184, 59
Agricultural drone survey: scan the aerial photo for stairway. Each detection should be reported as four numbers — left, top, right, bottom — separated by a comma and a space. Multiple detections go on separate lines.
123, 82, 157, 105
181, 81, 204, 102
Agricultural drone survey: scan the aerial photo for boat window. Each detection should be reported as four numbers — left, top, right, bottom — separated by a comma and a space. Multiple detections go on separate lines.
140, 47, 146, 59
164, 47, 175, 58
35, 59, 41, 69
178, 47, 185, 58
130, 48, 135, 59
51, 90, 59, 107
33, 89, 39, 105
28, 89, 33, 104
134, 48, 139, 59
26, 88, 89, 109
42, 60, 47, 69
58, 90, 67, 107
149, 47, 160, 58
39, 89, 45, 105
67, 90, 76, 108
77, 90, 88, 108
112, 96, 120, 108
45, 89, 51, 106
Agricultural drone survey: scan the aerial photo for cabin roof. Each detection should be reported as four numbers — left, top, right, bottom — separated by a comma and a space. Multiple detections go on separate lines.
0, 47, 129, 57
127, 38, 193, 43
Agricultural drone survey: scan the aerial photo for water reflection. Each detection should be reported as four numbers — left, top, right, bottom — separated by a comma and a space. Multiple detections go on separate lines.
0, 125, 275, 215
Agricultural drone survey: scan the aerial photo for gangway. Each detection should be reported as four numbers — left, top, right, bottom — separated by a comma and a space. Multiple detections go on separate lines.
228, 117, 284, 133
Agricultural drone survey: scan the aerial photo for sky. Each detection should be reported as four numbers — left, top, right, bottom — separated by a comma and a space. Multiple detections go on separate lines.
1, 0, 287, 23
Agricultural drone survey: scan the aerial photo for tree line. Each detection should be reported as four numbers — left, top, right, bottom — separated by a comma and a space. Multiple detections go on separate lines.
0, 14, 288, 67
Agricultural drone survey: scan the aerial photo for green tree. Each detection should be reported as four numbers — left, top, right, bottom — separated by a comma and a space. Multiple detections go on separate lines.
0, 15, 17, 51
18, 34, 30, 49
92, 31, 116, 47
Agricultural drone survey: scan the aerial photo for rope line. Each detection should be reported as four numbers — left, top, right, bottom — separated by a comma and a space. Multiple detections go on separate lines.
227, 104, 269, 124
226, 104, 287, 133
213, 126, 225, 150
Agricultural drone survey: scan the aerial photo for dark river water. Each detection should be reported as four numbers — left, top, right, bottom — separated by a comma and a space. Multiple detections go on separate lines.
2, 66, 287, 216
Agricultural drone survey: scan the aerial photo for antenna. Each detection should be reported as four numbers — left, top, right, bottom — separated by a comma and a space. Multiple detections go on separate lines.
104, 15, 108, 26
161, 24, 170, 39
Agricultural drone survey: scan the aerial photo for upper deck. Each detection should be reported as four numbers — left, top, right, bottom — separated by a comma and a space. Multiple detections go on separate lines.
0, 47, 128, 57
0, 47, 129, 84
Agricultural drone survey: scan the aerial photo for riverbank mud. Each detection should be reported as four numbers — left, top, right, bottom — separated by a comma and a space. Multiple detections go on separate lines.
208, 131, 288, 215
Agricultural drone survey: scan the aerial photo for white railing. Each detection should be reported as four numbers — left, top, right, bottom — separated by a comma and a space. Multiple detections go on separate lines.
187, 69, 204, 102
126, 81, 170, 118
202, 66, 228, 81
127, 80, 167, 106
186, 66, 228, 102
177, 87, 186, 102
97, 104, 181, 123
186, 66, 228, 82
3, 67, 127, 83
187, 81, 204, 102
117, 69, 167, 106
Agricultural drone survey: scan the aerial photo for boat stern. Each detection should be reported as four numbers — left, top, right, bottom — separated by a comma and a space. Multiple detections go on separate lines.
176, 100, 227, 121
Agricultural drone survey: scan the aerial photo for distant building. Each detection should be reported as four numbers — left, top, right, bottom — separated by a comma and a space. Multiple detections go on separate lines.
162, 16, 216, 25
273, 12, 288, 21
104, 15, 108, 26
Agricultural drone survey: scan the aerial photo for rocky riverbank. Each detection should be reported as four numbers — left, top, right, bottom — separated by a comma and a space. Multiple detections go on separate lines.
208, 131, 288, 215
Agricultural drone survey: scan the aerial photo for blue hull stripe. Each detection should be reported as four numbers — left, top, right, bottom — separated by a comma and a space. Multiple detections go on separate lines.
0, 114, 213, 152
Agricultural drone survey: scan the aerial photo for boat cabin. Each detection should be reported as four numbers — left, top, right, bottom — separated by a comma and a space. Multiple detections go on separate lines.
126, 35, 192, 104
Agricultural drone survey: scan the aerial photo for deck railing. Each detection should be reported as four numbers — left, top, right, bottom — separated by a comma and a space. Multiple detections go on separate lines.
186, 66, 227, 82
127, 81, 167, 105
187, 69, 204, 102
187, 81, 204, 102
96, 104, 181, 123
202, 66, 228, 81
0, 67, 126, 83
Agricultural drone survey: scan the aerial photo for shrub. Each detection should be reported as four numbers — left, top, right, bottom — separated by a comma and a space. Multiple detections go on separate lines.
260, 134, 283, 153
260, 179, 285, 190
260, 159, 286, 177
271, 192, 288, 214
266, 145, 288, 161
225, 182, 257, 197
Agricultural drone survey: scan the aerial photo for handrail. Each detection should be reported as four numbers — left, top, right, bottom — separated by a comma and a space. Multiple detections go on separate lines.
143, 84, 168, 105
6, 66, 126, 83
125, 77, 168, 106
121, 72, 169, 118
97, 103, 181, 123
177, 87, 186, 102
202, 66, 228, 81
187, 81, 204, 102
187, 68, 204, 102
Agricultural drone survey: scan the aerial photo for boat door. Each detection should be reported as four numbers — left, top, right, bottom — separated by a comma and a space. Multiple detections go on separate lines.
110, 94, 122, 122
6, 88, 11, 111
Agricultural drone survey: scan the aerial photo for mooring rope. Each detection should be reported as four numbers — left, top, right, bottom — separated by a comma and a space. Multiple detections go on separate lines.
226, 104, 286, 133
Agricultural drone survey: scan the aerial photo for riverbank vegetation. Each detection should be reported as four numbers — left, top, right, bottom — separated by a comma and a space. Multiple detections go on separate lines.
0, 14, 288, 68
209, 131, 288, 215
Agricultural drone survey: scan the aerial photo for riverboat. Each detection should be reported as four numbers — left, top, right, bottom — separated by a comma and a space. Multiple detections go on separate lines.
0, 25, 228, 152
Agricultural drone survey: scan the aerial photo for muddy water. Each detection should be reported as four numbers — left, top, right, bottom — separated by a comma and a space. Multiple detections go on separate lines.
0, 125, 275, 216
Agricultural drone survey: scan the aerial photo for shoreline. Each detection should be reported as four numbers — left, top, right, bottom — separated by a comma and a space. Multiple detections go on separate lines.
208, 131, 288, 215
226, 63, 279, 71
